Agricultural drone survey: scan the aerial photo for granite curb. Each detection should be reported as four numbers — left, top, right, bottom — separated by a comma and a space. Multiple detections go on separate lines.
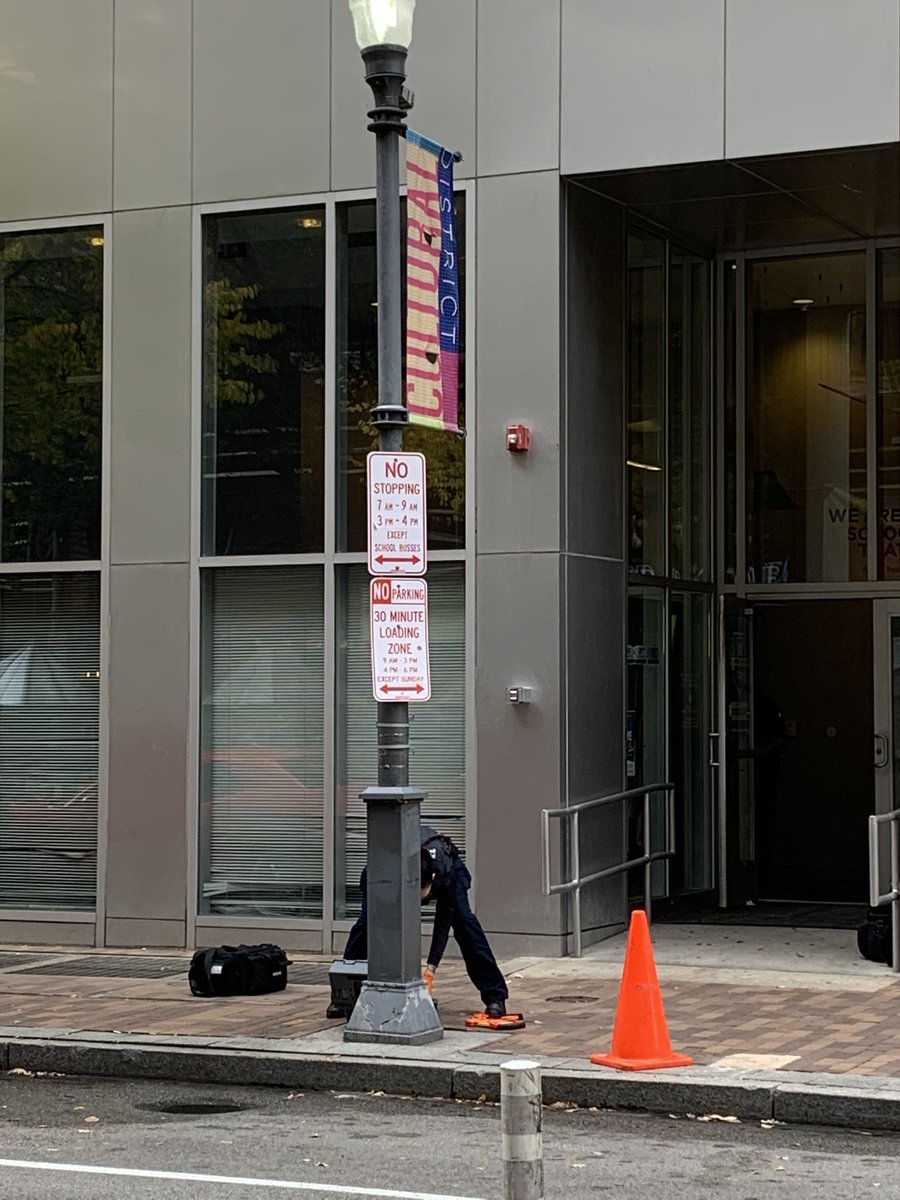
4, 1033, 900, 1131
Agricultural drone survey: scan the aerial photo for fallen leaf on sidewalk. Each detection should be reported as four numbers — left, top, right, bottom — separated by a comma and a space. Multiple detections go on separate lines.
570, 1163, 585, 1169
83, 1116, 99, 1124
697, 1114, 740, 1123
7, 1068, 33, 1077
316, 1162, 329, 1169
760, 1119, 786, 1129
285, 1093, 304, 1101
511, 973, 524, 979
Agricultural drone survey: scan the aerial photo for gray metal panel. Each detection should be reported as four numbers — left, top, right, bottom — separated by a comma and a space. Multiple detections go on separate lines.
477, 0, 560, 177
0, 921, 95, 947
564, 187, 624, 560
104, 919, 187, 948
564, 553, 627, 945
0, 0, 113, 220
331, 0, 477, 192
726, 0, 900, 158
105, 564, 190, 923
110, 207, 192, 565
473, 552, 564, 944
193, 0, 331, 203
565, 556, 625, 802
475, 171, 561, 555
114, 0, 192, 211
561, 0, 725, 175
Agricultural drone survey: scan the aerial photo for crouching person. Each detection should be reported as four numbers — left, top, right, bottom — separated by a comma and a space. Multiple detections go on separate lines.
337, 825, 509, 1018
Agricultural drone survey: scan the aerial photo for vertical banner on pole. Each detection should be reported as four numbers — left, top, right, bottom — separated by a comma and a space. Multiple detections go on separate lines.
405, 129, 460, 434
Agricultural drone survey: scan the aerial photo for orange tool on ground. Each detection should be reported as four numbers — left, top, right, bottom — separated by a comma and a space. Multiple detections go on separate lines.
465, 1011, 526, 1031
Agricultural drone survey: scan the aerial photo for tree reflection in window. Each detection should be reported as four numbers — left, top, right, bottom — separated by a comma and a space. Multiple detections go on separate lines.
0, 229, 103, 563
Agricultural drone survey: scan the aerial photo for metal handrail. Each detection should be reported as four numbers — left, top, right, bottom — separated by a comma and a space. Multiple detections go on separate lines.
869, 808, 900, 973
541, 783, 675, 958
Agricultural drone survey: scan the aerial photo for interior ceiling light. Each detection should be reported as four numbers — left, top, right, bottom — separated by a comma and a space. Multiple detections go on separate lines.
793, 298, 814, 310
298, 217, 323, 229
627, 459, 663, 473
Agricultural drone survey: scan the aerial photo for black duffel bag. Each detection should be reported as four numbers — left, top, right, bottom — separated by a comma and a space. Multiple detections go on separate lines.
857, 906, 893, 966
189, 943, 290, 997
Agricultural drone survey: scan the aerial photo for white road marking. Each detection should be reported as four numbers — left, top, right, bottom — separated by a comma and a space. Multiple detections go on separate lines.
0, 1159, 487, 1200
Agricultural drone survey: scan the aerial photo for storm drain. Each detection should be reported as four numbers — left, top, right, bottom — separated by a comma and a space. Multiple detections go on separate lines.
545, 995, 599, 1005
11, 956, 189, 979
138, 1101, 249, 1116
287, 962, 332, 986
7, 956, 333, 985
0, 952, 63, 972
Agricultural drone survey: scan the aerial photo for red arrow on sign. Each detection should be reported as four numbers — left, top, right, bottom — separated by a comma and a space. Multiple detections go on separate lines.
380, 684, 425, 695
375, 554, 421, 566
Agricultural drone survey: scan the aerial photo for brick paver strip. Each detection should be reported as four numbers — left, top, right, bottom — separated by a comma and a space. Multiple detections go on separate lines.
0, 961, 897, 1078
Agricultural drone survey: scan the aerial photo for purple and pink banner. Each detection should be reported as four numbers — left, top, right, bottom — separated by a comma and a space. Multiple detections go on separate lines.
405, 130, 460, 434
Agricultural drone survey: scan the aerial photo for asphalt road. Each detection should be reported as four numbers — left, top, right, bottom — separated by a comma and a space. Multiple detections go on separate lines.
0, 1072, 898, 1198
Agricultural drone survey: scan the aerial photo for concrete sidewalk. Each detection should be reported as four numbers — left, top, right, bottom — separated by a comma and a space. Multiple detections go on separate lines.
1, 925, 900, 1130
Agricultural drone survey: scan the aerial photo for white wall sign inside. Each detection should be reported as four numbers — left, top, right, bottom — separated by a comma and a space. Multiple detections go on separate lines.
370, 577, 431, 702
367, 451, 427, 576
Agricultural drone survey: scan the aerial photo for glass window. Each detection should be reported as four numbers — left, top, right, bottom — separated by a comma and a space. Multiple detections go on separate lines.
669, 591, 712, 893
335, 562, 465, 919
723, 261, 738, 583
878, 248, 900, 580
626, 587, 666, 896
0, 573, 100, 909
0, 228, 103, 563
669, 250, 711, 581
627, 230, 666, 578
199, 566, 325, 918
202, 208, 326, 556
746, 253, 867, 584
336, 199, 466, 553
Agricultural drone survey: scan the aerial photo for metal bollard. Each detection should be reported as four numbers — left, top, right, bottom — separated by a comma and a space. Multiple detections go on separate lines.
501, 1059, 543, 1200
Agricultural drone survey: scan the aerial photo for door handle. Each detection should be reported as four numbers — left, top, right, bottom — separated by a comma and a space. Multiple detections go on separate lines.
875, 733, 889, 769
708, 730, 720, 769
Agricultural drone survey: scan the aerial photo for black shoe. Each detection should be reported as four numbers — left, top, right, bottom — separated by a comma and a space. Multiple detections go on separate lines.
485, 1001, 506, 1019
325, 1003, 346, 1019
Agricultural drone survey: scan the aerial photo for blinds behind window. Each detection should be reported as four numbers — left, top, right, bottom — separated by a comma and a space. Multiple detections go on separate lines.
0, 574, 100, 910
200, 566, 325, 918
336, 563, 466, 917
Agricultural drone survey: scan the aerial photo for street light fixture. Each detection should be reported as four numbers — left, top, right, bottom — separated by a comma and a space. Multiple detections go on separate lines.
349, 0, 415, 51
343, 0, 442, 1046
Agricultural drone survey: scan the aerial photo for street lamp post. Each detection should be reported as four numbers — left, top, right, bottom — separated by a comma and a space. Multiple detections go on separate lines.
343, 0, 442, 1046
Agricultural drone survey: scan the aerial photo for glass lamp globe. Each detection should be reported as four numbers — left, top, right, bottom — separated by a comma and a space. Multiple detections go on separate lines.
349, 0, 416, 50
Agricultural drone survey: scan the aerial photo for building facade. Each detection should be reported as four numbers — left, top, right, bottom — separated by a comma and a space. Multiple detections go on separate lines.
0, 0, 898, 956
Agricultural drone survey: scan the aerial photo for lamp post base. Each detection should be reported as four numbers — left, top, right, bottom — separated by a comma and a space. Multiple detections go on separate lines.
343, 979, 443, 1045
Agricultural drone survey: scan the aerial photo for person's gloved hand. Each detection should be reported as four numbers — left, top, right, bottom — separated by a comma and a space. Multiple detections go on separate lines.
423, 965, 435, 995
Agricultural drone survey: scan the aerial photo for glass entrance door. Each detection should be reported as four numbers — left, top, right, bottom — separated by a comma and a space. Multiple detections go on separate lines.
874, 600, 900, 818
873, 600, 900, 898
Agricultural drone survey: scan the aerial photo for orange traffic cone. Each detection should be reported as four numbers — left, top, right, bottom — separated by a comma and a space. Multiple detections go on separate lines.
590, 909, 693, 1071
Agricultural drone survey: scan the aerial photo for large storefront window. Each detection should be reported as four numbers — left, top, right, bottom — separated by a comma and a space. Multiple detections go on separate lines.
670, 250, 710, 582
627, 230, 666, 578
336, 198, 466, 554
202, 207, 326, 556
198, 199, 468, 934
746, 252, 867, 584
335, 562, 465, 919
199, 567, 324, 918
879, 248, 900, 580
626, 227, 713, 898
0, 573, 100, 910
0, 228, 103, 563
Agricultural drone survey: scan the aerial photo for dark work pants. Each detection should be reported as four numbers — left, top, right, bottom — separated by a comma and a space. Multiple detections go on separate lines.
343, 860, 508, 1007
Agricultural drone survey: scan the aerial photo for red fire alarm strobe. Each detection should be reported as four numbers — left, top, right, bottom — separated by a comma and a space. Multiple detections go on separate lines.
506, 424, 531, 453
